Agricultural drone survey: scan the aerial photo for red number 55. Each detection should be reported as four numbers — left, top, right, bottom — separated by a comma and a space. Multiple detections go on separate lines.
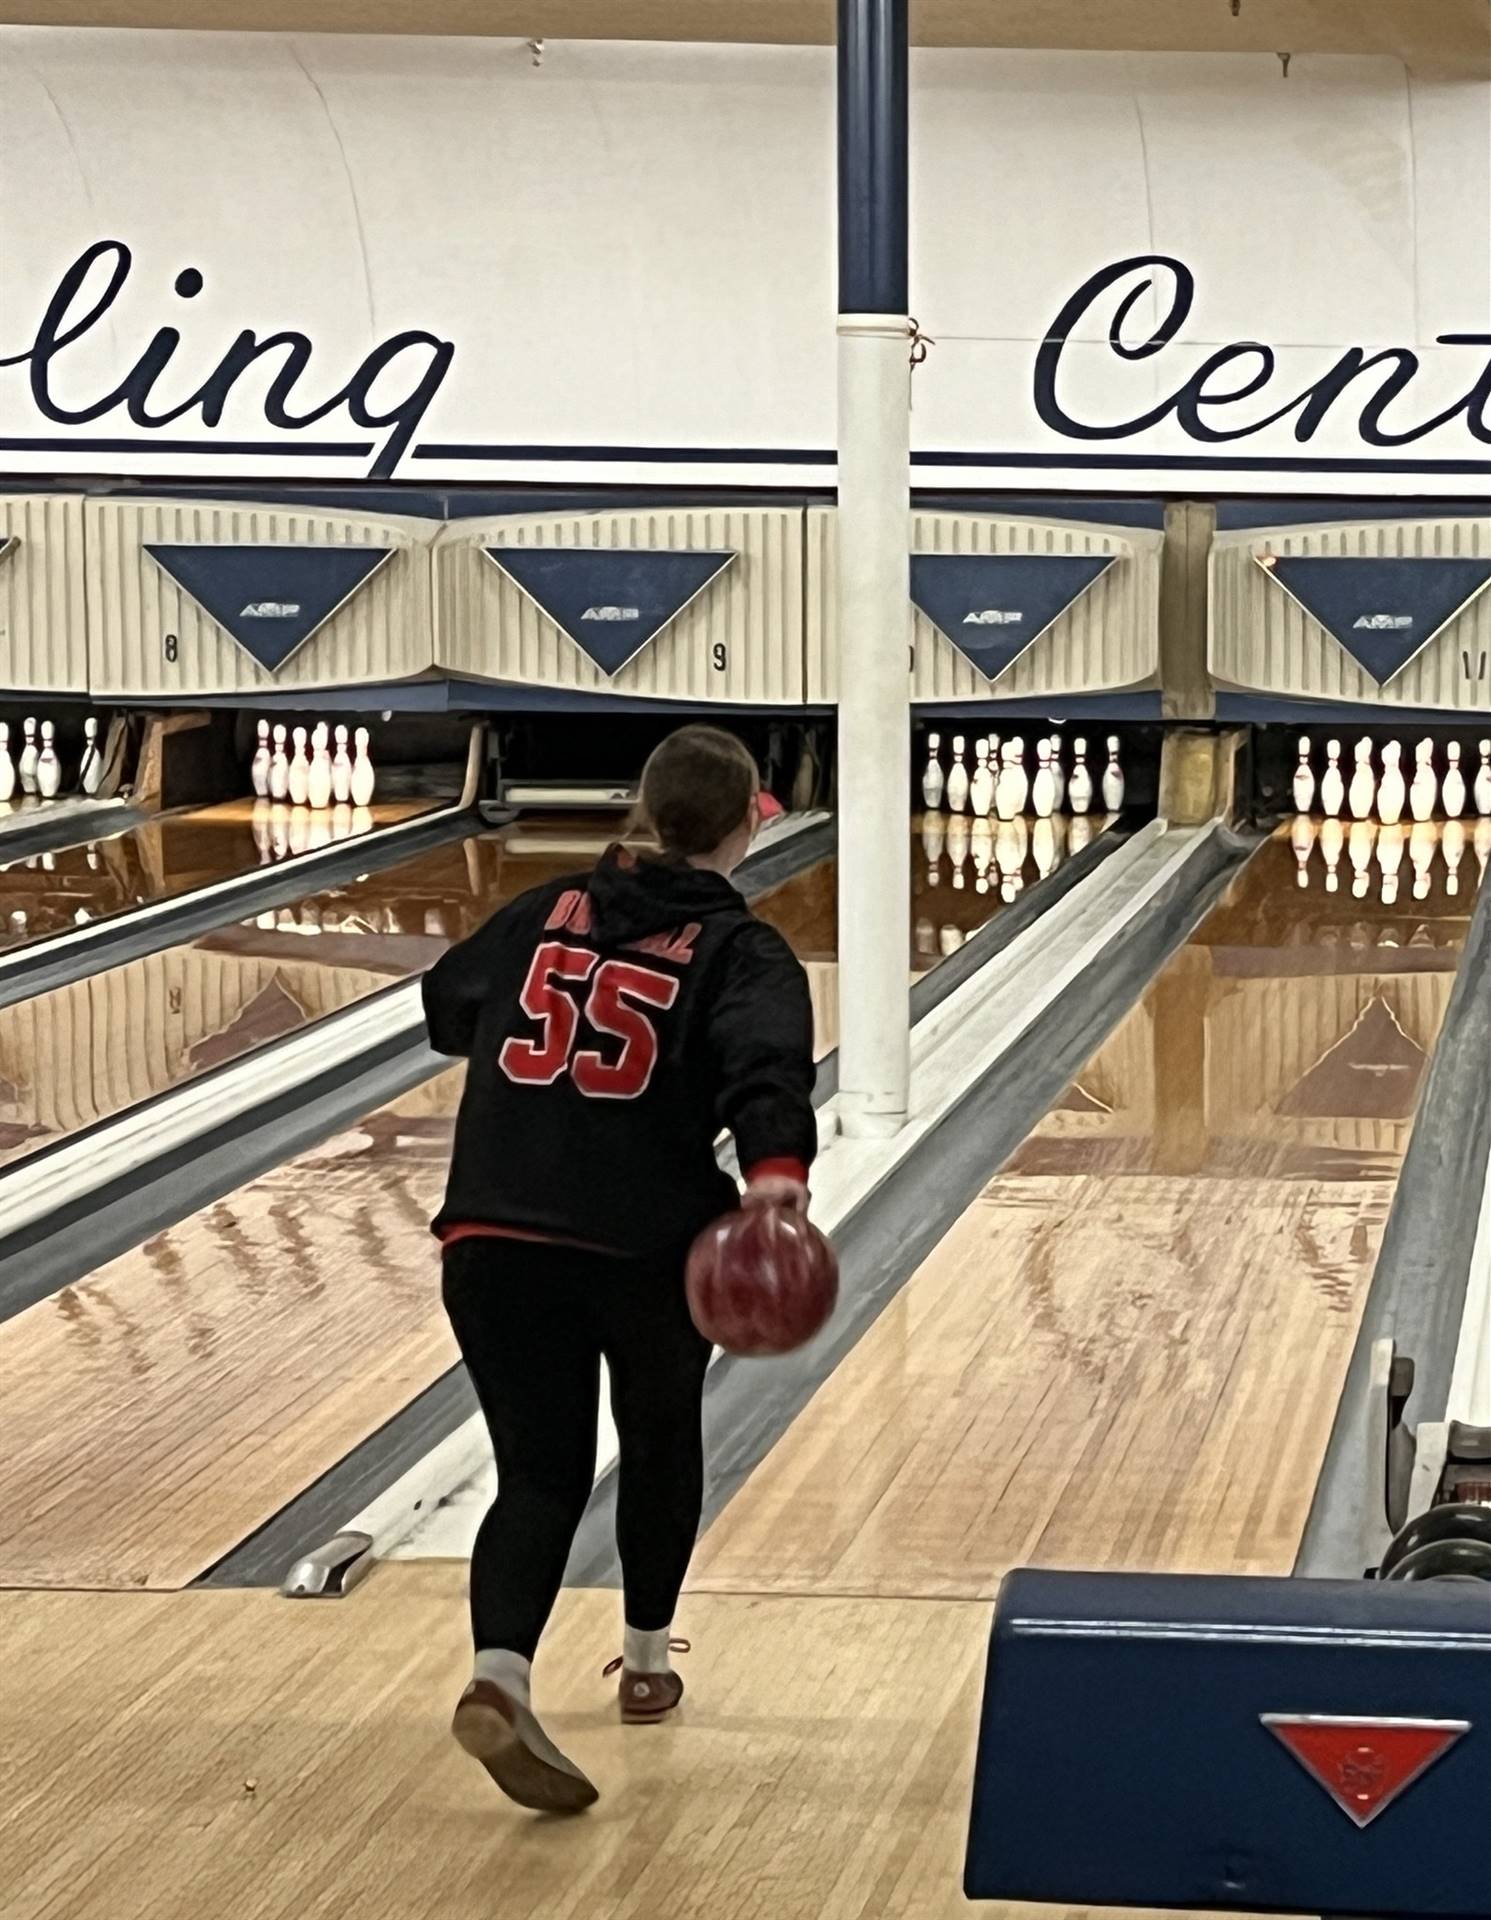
499, 942, 680, 1100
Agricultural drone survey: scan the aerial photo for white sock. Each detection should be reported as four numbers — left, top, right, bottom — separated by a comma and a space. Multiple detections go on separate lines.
624, 1625, 674, 1674
474, 1648, 532, 1706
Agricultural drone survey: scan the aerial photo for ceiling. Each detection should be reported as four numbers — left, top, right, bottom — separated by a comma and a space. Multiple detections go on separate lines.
0, 0, 1486, 70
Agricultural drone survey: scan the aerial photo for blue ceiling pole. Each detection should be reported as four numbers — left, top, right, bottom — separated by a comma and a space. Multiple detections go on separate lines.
838, 0, 909, 316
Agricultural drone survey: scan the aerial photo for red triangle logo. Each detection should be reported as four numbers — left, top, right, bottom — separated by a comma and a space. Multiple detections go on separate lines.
1263, 1715, 1469, 1827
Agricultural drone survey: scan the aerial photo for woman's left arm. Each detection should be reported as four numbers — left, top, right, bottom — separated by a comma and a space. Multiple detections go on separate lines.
708, 923, 818, 1208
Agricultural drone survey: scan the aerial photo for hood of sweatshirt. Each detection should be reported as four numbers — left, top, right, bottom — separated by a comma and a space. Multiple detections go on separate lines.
585, 844, 744, 946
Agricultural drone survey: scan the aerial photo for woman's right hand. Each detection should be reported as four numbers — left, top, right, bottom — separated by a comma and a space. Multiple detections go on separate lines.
743, 1173, 810, 1214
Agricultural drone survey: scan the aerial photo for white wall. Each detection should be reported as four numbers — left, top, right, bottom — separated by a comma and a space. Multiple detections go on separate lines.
0, 29, 1486, 495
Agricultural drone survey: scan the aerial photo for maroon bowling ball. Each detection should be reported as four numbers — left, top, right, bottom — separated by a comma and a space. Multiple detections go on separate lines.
685, 1202, 839, 1357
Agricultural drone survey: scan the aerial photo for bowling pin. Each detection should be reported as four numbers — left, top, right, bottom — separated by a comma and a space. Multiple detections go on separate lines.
991, 743, 1011, 821
0, 723, 14, 803
350, 727, 376, 807
1347, 738, 1375, 821
1348, 819, 1376, 899
1409, 739, 1437, 824
1320, 739, 1345, 819
1443, 742, 1466, 819
1377, 741, 1406, 826
1443, 818, 1466, 897
288, 726, 311, 806
1476, 740, 1491, 817
1290, 814, 1316, 888
970, 816, 993, 893
308, 723, 334, 810
1068, 738, 1093, 816
921, 732, 945, 811
251, 718, 271, 798
36, 721, 60, 799
332, 725, 354, 805
969, 739, 995, 819
269, 724, 290, 801
1101, 735, 1125, 812
945, 736, 969, 815
1409, 820, 1436, 900
1376, 822, 1404, 906
946, 812, 970, 889
1047, 737, 1066, 814
1292, 737, 1315, 814
1319, 816, 1344, 893
79, 716, 105, 796
18, 717, 38, 795
1005, 739, 1029, 818
1031, 740, 1057, 820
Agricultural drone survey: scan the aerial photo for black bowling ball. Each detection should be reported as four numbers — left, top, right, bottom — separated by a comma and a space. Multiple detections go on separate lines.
1384, 1538, 1491, 1583
1379, 1501, 1491, 1579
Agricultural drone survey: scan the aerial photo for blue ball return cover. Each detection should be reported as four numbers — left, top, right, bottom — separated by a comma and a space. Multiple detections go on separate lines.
965, 1568, 1491, 1917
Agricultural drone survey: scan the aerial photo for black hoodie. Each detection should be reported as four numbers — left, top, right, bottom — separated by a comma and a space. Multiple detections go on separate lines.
424, 845, 817, 1262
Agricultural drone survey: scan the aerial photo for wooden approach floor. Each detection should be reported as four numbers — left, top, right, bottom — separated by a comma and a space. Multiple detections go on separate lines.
2, 830, 1476, 1918
0, 1569, 1225, 1920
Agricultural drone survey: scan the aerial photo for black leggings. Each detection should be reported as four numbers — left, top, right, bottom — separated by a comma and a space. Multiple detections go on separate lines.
441, 1235, 713, 1660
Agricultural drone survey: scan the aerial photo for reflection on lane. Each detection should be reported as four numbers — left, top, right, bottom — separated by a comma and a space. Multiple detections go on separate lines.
0, 796, 436, 950
0, 821, 624, 1172
752, 813, 1114, 1054
0, 804, 1106, 1176
1013, 824, 1482, 1186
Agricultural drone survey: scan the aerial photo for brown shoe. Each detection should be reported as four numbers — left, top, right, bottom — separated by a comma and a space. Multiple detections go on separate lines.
451, 1678, 599, 1813
603, 1639, 690, 1724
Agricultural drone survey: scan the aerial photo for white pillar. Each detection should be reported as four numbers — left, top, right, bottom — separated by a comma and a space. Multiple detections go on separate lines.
836, 312, 911, 1138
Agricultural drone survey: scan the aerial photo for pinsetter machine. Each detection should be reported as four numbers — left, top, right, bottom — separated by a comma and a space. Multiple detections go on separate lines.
964, 1336, 1491, 1918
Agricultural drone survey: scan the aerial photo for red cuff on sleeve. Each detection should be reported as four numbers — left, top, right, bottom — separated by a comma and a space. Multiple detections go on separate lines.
744, 1157, 810, 1187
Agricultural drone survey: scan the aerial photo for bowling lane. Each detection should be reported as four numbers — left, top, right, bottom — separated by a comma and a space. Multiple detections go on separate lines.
0, 820, 629, 1174
0, 797, 433, 951
0, 823, 841, 1589
689, 822, 1484, 1600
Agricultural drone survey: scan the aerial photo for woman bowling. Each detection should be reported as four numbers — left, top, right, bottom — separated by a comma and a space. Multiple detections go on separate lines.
424, 724, 817, 1813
